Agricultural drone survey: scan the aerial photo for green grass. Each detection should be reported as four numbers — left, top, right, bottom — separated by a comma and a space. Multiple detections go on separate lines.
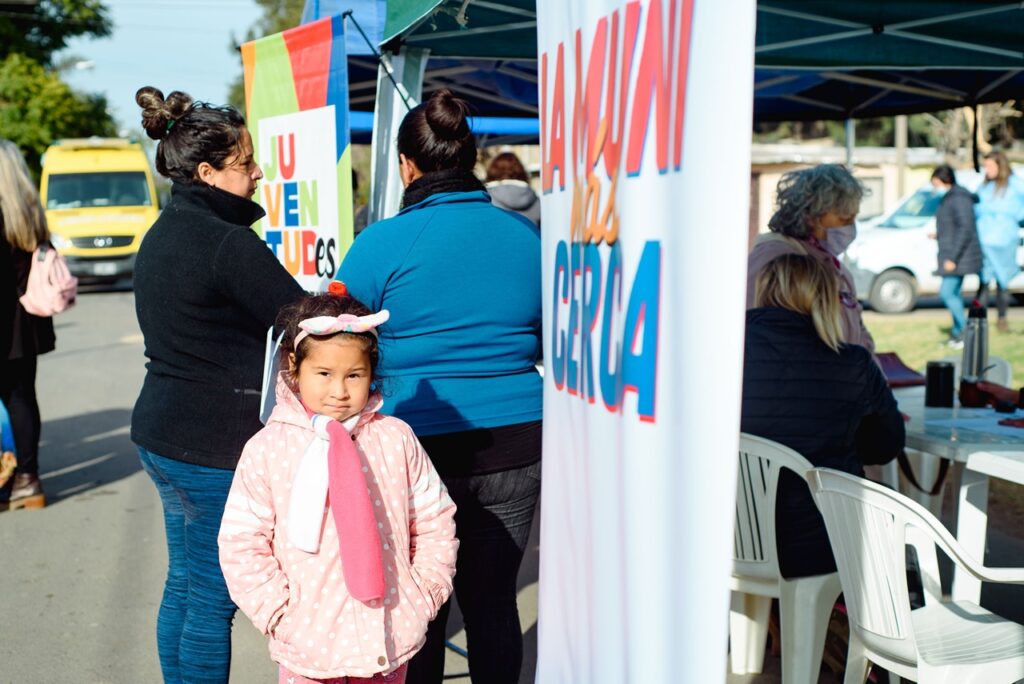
864, 309, 1024, 376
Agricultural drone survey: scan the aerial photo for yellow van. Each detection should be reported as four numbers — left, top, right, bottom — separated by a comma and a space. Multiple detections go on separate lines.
40, 138, 159, 282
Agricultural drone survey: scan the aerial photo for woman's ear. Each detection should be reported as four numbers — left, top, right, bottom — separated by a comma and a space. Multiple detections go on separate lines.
196, 161, 216, 185
399, 154, 422, 187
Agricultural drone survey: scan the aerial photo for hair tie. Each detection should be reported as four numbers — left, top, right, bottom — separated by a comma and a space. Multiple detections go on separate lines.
328, 280, 348, 298
166, 119, 176, 132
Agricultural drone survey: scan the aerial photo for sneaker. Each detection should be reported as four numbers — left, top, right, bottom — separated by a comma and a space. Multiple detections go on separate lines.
2, 473, 45, 511
946, 337, 964, 349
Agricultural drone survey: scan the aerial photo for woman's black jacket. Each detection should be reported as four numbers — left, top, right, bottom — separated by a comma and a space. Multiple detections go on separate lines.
740, 307, 905, 578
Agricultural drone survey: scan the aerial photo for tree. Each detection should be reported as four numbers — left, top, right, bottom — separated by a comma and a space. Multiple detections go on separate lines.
0, 53, 116, 174
752, 104, 1024, 160
754, 116, 935, 148
0, 0, 110, 66
226, 0, 305, 112
0, 1, 116, 176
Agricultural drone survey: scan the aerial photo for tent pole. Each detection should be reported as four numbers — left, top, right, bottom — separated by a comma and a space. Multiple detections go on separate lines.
343, 10, 415, 111
972, 104, 980, 172
895, 115, 908, 197
369, 47, 428, 224
845, 118, 855, 166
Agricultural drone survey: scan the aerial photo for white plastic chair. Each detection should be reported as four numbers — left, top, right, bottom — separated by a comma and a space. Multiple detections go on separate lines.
808, 467, 1024, 684
730, 434, 843, 681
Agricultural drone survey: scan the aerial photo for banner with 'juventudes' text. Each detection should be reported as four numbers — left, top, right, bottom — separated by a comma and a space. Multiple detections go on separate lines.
242, 15, 352, 292
536, 1, 756, 680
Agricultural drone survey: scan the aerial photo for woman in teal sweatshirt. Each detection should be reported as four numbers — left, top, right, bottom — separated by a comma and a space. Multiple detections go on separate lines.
338, 88, 541, 684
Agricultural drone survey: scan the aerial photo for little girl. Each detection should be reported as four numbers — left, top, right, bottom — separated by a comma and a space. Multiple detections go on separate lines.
219, 289, 458, 684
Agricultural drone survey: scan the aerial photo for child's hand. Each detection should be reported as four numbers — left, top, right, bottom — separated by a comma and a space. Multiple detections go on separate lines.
0, 451, 16, 488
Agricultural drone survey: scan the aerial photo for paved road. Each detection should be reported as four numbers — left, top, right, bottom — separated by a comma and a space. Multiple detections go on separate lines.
4, 293, 1021, 683
0, 291, 538, 684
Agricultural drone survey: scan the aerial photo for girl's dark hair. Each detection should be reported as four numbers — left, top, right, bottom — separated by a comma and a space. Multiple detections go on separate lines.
485, 152, 529, 182
276, 294, 382, 390
397, 88, 476, 173
931, 164, 957, 186
135, 86, 247, 183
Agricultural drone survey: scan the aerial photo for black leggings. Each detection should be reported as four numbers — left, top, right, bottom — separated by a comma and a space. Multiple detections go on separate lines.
0, 356, 41, 480
978, 277, 1010, 319
406, 422, 542, 684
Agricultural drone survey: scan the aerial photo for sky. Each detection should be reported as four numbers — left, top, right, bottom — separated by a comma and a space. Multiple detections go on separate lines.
58, 0, 268, 134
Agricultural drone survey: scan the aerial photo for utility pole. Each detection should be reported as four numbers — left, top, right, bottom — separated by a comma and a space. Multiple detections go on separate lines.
845, 118, 855, 166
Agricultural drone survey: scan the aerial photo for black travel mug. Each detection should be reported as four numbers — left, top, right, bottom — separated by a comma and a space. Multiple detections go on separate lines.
925, 361, 955, 407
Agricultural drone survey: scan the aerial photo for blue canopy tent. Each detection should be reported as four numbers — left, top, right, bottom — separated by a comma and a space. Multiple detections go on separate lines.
755, 68, 1024, 121
306, 0, 539, 145
753, 2, 1024, 124
348, 107, 538, 143
302, 0, 1024, 217
302, 0, 541, 217
308, 0, 1024, 120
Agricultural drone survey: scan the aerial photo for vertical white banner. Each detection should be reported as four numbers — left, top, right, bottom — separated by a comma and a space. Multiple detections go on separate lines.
536, 1, 756, 681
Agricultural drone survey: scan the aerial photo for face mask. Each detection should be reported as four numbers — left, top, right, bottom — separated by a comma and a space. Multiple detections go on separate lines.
826, 223, 857, 256
933, 186, 949, 198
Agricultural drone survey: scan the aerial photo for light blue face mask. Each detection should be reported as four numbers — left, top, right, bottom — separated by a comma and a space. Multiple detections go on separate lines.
933, 186, 949, 198
826, 223, 857, 256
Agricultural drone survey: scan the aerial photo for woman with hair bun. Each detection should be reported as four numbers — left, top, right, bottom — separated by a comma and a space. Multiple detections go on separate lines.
338, 88, 542, 684
131, 86, 305, 683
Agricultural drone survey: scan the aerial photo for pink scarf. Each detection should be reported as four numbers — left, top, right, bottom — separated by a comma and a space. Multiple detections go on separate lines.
322, 415, 385, 602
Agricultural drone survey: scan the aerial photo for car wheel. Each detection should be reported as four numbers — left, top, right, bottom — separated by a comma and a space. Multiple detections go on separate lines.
869, 270, 917, 314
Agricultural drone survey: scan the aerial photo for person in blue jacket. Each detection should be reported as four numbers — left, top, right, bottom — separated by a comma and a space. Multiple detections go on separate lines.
337, 88, 542, 684
975, 150, 1024, 332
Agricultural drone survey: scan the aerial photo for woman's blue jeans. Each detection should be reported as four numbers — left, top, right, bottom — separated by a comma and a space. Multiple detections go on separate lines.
940, 275, 966, 337
138, 447, 237, 684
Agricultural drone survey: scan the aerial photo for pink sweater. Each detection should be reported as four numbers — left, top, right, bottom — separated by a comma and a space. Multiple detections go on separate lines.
746, 233, 875, 353
219, 377, 458, 679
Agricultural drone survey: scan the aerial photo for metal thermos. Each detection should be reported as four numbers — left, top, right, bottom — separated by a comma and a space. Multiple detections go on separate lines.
961, 303, 989, 382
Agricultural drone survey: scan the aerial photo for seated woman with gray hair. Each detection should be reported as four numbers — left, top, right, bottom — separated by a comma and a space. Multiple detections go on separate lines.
747, 163, 875, 352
